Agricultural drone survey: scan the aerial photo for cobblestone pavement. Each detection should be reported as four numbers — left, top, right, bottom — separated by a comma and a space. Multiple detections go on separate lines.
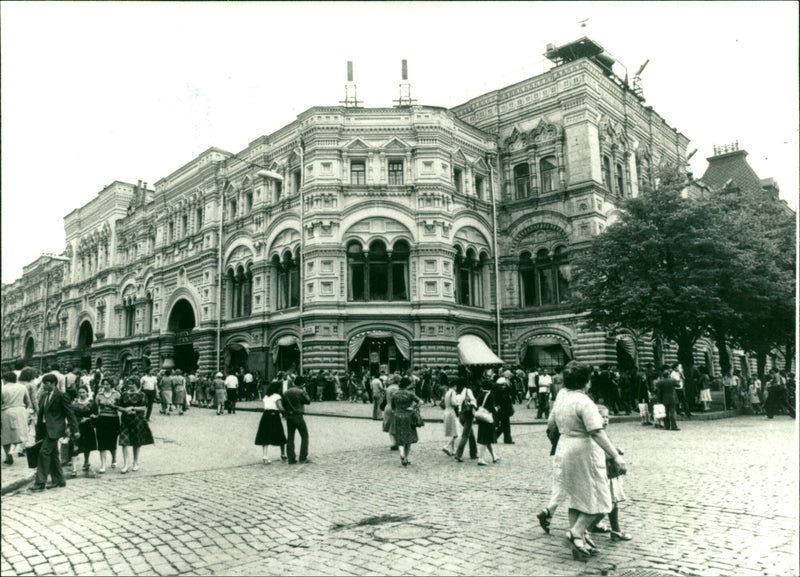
1, 411, 796, 576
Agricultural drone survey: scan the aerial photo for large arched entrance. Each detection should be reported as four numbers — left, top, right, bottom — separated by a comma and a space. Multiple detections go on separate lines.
520, 335, 573, 372
348, 330, 410, 376
24, 336, 35, 366
77, 321, 94, 371
167, 299, 199, 374
224, 342, 249, 375
271, 335, 300, 377
616, 336, 638, 373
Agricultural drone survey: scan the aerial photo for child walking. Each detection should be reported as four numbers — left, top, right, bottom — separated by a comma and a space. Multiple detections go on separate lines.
585, 405, 632, 551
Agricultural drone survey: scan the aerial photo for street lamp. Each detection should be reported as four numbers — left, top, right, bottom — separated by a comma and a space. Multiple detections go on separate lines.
40, 254, 70, 372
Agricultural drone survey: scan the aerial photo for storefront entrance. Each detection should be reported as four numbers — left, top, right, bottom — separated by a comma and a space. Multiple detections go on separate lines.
225, 343, 248, 375
521, 337, 572, 372
77, 321, 94, 372
348, 331, 410, 376
168, 299, 198, 374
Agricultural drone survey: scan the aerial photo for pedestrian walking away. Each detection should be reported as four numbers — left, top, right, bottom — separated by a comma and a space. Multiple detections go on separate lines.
453, 379, 478, 462
390, 377, 423, 467
2, 371, 33, 466
254, 382, 287, 464
283, 377, 312, 464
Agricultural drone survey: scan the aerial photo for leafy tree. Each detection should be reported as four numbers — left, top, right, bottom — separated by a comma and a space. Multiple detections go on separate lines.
572, 165, 735, 392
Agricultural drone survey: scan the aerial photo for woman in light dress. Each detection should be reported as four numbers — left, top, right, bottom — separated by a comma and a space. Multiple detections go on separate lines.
382, 376, 401, 451
441, 379, 459, 456
2, 372, 33, 466
545, 361, 627, 560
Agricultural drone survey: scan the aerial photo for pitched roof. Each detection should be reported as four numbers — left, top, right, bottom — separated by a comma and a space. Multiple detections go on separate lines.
700, 149, 764, 193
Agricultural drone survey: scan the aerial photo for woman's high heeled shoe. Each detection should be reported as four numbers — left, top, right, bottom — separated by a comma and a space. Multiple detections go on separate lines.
610, 530, 633, 541
583, 532, 599, 555
566, 530, 592, 560
537, 508, 552, 534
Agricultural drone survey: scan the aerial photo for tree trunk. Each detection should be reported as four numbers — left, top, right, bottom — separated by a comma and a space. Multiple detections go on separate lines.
756, 350, 767, 383
676, 334, 696, 396
715, 332, 731, 376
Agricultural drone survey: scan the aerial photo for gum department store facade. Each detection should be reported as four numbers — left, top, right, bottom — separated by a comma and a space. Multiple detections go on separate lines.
1, 38, 743, 379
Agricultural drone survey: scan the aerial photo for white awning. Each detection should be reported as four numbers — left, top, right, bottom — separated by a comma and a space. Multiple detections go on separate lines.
257, 169, 283, 181
457, 335, 503, 366
277, 335, 299, 347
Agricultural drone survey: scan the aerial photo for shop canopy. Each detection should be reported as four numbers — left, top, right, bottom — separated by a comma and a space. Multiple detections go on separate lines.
457, 335, 503, 366
519, 337, 573, 361
348, 331, 410, 361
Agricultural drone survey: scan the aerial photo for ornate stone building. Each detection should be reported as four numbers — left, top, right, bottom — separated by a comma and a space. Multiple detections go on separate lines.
3, 37, 755, 377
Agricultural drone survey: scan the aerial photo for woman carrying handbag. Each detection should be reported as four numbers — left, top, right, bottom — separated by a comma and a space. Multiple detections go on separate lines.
475, 379, 498, 466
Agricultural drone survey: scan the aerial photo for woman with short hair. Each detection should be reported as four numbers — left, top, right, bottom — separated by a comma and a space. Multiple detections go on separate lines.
2, 372, 32, 465
546, 360, 627, 560
93, 378, 121, 473
116, 378, 154, 472
390, 377, 423, 467
475, 378, 499, 466
213, 372, 227, 415
70, 385, 98, 476
254, 382, 287, 464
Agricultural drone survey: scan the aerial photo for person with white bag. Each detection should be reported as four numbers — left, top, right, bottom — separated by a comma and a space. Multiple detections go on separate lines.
654, 369, 679, 431
475, 379, 498, 466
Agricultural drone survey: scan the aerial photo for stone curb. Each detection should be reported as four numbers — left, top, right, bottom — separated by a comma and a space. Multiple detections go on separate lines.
1, 473, 35, 496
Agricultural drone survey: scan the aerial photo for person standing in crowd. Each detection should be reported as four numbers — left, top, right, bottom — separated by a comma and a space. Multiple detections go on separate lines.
2, 371, 33, 465
243, 370, 254, 402
225, 370, 239, 414
213, 372, 227, 415
698, 367, 713, 412
526, 367, 539, 409
254, 382, 287, 464
441, 378, 460, 456
70, 385, 98, 477
159, 369, 174, 415
545, 361, 626, 560
140, 368, 158, 421
383, 376, 400, 451
670, 363, 691, 417
749, 376, 762, 415
475, 378, 499, 466
93, 378, 120, 473
29, 373, 80, 492
117, 378, 154, 473
494, 377, 515, 445
655, 369, 680, 431
765, 368, 795, 419
453, 379, 478, 462
370, 372, 384, 421
537, 369, 553, 419
172, 369, 187, 415
283, 376, 312, 464
390, 377, 423, 467
18, 367, 40, 456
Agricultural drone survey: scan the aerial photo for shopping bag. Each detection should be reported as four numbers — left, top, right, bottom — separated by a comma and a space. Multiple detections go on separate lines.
26, 440, 43, 469
652, 403, 666, 420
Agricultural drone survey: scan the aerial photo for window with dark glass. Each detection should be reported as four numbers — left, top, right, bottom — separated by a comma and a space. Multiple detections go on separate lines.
540, 156, 557, 193
602, 156, 611, 189
275, 181, 282, 202
228, 265, 253, 318
453, 167, 463, 193
555, 246, 570, 301
347, 240, 408, 302
196, 208, 203, 230
615, 163, 625, 196
182, 214, 188, 237
514, 163, 530, 199
351, 161, 366, 185
274, 252, 300, 310
519, 247, 570, 307
229, 199, 237, 221
519, 252, 537, 307
455, 248, 484, 307
168, 221, 174, 243
537, 248, 555, 305
293, 169, 302, 193
388, 161, 404, 185
474, 176, 484, 199
245, 191, 253, 213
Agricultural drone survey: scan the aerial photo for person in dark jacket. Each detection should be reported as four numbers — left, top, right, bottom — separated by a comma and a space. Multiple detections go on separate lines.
655, 370, 680, 431
493, 377, 515, 444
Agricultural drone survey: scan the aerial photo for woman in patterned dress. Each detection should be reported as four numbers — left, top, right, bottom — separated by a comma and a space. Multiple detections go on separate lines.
390, 377, 422, 467
117, 377, 154, 473
94, 378, 120, 473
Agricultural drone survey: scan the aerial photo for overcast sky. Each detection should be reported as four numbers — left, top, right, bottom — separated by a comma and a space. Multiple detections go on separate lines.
2, 1, 798, 284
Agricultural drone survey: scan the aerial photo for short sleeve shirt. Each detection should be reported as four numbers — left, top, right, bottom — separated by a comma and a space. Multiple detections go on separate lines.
225, 375, 239, 389
551, 389, 604, 437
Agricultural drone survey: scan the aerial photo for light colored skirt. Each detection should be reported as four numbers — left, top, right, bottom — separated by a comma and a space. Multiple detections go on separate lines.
699, 388, 712, 402
554, 436, 612, 515
443, 408, 458, 437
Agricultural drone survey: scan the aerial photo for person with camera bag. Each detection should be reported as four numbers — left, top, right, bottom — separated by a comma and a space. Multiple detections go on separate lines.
453, 379, 477, 462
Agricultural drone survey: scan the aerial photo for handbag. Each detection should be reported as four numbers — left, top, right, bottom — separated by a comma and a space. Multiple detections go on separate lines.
606, 457, 624, 479
475, 392, 494, 424
26, 440, 43, 469
653, 403, 666, 419
411, 406, 425, 427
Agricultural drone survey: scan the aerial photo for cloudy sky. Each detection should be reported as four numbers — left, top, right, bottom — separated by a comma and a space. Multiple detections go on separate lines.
2, 1, 797, 284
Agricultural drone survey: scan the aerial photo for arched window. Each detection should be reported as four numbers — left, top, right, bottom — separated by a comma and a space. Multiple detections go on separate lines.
274, 251, 300, 310
540, 156, 557, 193
602, 156, 612, 190
347, 240, 409, 302
145, 291, 154, 333
125, 297, 136, 337
514, 163, 530, 199
455, 247, 485, 307
519, 247, 570, 308
615, 162, 625, 196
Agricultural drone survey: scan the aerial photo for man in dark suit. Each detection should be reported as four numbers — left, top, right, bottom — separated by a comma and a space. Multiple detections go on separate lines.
655, 369, 680, 431
29, 373, 80, 491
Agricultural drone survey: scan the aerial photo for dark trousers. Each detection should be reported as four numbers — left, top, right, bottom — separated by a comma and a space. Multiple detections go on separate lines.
495, 409, 513, 443
144, 389, 156, 420
536, 393, 550, 419
226, 389, 238, 413
676, 389, 692, 416
455, 414, 478, 459
663, 403, 679, 430
35, 437, 64, 487
286, 415, 309, 462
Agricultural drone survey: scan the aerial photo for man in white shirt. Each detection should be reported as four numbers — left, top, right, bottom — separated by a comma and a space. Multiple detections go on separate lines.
243, 371, 254, 401
537, 370, 553, 419
670, 363, 691, 417
526, 368, 539, 409
140, 368, 158, 421
225, 371, 239, 414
